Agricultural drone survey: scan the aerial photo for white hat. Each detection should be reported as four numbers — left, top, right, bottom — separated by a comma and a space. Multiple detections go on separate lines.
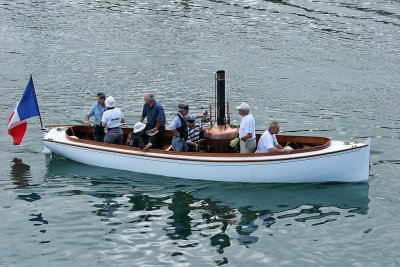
105, 96, 115, 108
237, 102, 250, 111
133, 122, 146, 133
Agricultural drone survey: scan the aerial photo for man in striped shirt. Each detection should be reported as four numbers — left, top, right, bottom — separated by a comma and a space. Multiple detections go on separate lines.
187, 119, 202, 151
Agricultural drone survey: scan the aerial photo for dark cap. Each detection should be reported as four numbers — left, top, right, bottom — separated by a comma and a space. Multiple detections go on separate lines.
187, 119, 195, 123
97, 92, 105, 98
178, 104, 189, 110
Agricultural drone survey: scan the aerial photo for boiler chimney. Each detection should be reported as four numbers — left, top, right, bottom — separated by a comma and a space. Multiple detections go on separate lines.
216, 70, 225, 125
204, 70, 238, 153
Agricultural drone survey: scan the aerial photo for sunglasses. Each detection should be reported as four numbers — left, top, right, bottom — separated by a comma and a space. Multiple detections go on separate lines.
99, 96, 105, 99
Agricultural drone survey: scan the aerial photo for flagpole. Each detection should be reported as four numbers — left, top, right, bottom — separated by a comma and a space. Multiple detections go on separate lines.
30, 74, 45, 130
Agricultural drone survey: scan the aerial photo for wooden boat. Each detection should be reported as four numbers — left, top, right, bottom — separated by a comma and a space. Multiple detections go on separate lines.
42, 71, 371, 183
42, 125, 371, 183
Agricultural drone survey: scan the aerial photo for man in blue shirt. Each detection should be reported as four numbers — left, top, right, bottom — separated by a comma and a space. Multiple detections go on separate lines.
140, 93, 166, 149
85, 92, 106, 142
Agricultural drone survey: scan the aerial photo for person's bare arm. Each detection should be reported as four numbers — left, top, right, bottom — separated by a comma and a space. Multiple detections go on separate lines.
241, 133, 252, 141
143, 142, 153, 152
150, 122, 162, 133
84, 115, 90, 126
187, 140, 198, 149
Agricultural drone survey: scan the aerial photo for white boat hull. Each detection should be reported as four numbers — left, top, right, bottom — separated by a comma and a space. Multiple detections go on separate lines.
43, 128, 371, 183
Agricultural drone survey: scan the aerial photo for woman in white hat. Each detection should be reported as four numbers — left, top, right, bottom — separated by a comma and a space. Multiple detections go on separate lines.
101, 96, 125, 144
127, 122, 152, 151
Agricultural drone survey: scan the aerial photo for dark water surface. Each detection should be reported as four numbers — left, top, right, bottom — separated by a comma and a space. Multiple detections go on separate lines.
1, 0, 399, 266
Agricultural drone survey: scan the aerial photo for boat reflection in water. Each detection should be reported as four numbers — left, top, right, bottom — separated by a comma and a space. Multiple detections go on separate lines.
192, 182, 369, 248
10, 158, 42, 203
45, 158, 369, 250
10, 158, 31, 189
9, 158, 48, 228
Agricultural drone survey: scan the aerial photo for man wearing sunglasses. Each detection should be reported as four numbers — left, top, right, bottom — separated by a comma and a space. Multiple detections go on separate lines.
85, 92, 106, 142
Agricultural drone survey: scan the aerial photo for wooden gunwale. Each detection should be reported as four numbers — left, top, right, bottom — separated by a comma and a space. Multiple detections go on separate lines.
43, 126, 367, 163
65, 125, 332, 156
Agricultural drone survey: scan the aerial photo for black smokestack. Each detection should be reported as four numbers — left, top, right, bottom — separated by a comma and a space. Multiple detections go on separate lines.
216, 70, 225, 125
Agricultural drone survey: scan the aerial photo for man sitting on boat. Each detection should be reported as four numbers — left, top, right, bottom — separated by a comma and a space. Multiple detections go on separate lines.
140, 93, 166, 149
257, 121, 292, 153
186, 118, 203, 152
126, 122, 153, 151
84, 92, 106, 142
237, 103, 256, 153
101, 96, 125, 145
169, 104, 205, 152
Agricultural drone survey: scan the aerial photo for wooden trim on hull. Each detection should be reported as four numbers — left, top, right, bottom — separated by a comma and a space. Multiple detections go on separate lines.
64, 136, 332, 157
62, 125, 333, 156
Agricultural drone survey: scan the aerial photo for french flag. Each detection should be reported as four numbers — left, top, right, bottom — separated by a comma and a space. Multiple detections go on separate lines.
8, 77, 40, 145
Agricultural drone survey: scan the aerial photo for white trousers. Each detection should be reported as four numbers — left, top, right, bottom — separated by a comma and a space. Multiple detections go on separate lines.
240, 139, 256, 153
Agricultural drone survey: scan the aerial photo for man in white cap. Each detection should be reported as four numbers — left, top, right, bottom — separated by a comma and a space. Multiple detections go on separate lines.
101, 96, 125, 144
237, 102, 256, 153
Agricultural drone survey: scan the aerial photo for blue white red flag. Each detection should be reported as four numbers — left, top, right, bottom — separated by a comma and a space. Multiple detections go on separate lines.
8, 77, 40, 145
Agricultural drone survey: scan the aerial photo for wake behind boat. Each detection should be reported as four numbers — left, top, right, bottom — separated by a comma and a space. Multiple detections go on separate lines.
43, 70, 371, 183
